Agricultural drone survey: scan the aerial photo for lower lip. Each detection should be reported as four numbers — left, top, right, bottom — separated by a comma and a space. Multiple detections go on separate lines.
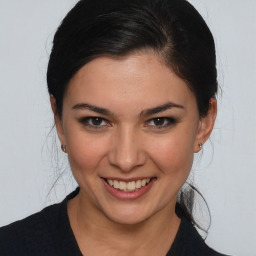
102, 179, 156, 200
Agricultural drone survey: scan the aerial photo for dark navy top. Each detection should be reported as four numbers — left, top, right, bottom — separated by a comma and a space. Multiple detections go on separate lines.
0, 188, 228, 256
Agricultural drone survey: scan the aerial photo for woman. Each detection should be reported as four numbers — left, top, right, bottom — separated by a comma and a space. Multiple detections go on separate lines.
0, 0, 228, 255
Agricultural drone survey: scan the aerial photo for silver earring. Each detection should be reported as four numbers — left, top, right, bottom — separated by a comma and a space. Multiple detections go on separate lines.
61, 145, 67, 153
198, 142, 203, 149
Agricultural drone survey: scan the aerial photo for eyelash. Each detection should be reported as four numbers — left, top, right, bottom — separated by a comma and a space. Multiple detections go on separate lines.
79, 117, 110, 129
79, 117, 177, 130
145, 117, 177, 129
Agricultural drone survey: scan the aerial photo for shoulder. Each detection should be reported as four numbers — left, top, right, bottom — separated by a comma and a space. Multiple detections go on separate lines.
168, 217, 230, 256
0, 202, 63, 255
185, 219, 227, 256
0, 188, 80, 256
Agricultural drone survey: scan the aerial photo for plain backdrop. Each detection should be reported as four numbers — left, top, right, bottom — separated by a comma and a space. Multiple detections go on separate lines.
1, 1, 256, 255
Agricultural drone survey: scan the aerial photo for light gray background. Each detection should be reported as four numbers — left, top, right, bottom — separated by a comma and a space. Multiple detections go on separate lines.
0, 1, 255, 255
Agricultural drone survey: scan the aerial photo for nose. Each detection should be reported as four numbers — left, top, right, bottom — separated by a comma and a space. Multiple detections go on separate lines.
108, 126, 146, 172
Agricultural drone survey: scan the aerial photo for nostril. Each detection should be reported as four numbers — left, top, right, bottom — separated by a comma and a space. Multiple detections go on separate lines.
109, 153, 145, 172
107, 136, 147, 171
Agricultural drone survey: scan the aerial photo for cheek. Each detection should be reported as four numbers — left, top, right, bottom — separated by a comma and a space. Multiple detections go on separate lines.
146, 129, 196, 177
65, 128, 110, 176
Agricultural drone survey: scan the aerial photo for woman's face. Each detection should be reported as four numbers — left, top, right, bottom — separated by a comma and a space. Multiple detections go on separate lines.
54, 52, 214, 225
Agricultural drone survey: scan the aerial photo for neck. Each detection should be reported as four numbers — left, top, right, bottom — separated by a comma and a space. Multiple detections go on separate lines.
68, 192, 181, 256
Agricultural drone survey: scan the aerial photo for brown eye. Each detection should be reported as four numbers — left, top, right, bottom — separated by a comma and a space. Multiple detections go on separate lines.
147, 117, 176, 129
79, 117, 110, 129
153, 118, 165, 126
91, 117, 103, 126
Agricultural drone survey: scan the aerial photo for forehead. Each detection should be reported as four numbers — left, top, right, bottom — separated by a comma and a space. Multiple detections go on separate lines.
64, 52, 196, 112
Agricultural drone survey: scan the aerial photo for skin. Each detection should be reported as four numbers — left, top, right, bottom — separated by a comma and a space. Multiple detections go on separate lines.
51, 52, 217, 256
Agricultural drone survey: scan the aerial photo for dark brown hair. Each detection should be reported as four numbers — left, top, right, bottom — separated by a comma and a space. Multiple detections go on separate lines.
47, 0, 217, 230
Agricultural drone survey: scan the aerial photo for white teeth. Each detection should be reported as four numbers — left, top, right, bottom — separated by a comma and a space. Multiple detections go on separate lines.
113, 180, 119, 189
107, 179, 113, 186
107, 178, 151, 192
127, 181, 136, 192
119, 181, 126, 190
135, 180, 141, 188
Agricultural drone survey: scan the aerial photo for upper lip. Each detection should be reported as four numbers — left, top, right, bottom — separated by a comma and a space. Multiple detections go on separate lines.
101, 177, 155, 182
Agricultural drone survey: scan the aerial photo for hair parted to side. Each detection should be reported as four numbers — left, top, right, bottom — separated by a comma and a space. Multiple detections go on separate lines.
47, 0, 218, 231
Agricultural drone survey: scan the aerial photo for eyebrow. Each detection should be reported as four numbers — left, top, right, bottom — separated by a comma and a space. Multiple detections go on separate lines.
72, 103, 114, 116
140, 102, 184, 116
72, 101, 184, 116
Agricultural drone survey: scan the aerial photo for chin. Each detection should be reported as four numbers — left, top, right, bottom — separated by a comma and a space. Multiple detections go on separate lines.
107, 213, 149, 226
102, 204, 156, 226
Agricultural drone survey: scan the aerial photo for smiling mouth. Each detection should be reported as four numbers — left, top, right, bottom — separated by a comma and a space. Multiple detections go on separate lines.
104, 178, 155, 192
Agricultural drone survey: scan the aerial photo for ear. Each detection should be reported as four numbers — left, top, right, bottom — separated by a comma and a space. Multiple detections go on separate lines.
194, 98, 217, 153
50, 95, 66, 146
